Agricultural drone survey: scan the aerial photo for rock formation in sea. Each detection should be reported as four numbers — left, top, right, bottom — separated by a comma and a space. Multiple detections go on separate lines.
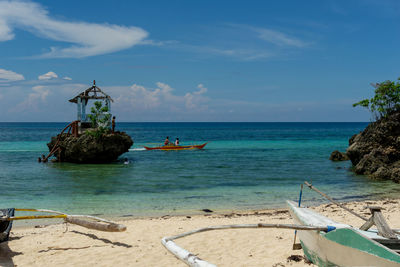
329, 150, 349, 161
346, 111, 400, 183
47, 131, 133, 163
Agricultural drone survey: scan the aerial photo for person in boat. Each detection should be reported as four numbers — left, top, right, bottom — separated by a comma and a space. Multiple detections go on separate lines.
164, 136, 170, 146
175, 138, 179, 146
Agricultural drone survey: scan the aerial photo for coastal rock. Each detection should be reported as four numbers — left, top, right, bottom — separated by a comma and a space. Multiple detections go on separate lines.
47, 131, 133, 163
329, 150, 349, 161
346, 111, 400, 183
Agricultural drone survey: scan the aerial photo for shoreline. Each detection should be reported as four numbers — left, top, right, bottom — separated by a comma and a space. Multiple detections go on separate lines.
10, 192, 400, 229
11, 189, 400, 222
3, 198, 399, 266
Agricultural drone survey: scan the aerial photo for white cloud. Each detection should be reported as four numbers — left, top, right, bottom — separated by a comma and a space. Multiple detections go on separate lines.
130, 84, 161, 108
172, 24, 309, 61
13, 85, 50, 111
126, 82, 180, 109
184, 84, 208, 109
0, 18, 13, 41
111, 82, 209, 113
193, 46, 273, 61
254, 27, 308, 47
31, 85, 50, 101
63, 76, 72, 80
38, 71, 58, 80
0, 1, 148, 58
227, 24, 308, 48
193, 84, 207, 95
0, 68, 25, 82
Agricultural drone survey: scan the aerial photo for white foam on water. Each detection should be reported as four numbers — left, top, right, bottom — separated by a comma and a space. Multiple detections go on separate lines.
129, 147, 146, 151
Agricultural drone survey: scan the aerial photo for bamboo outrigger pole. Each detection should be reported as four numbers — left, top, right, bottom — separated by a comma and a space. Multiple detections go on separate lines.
304, 181, 400, 235
304, 181, 369, 221
1, 208, 126, 232
162, 223, 335, 267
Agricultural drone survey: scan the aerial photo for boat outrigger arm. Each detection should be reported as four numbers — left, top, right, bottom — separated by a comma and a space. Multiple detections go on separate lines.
303, 181, 400, 237
161, 223, 336, 267
162, 181, 400, 266
0, 208, 126, 243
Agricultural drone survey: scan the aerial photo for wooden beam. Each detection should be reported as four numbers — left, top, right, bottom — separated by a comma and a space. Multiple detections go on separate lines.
360, 216, 375, 231
369, 207, 398, 239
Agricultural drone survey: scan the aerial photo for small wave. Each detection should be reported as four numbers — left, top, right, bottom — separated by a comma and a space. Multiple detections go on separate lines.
129, 148, 146, 151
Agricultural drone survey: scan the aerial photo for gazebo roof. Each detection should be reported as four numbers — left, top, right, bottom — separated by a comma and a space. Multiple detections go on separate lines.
69, 80, 113, 103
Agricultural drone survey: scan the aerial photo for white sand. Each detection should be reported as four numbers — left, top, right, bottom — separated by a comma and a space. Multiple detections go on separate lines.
1, 198, 399, 267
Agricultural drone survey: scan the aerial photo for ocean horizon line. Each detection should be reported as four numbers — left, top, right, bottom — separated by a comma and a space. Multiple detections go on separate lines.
0, 121, 370, 124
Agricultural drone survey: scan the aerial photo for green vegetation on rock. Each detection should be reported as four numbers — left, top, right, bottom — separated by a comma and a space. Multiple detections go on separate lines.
353, 78, 400, 119
86, 101, 111, 138
87, 101, 111, 129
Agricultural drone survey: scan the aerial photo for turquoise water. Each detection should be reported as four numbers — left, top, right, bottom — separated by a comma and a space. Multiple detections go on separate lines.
1, 122, 399, 218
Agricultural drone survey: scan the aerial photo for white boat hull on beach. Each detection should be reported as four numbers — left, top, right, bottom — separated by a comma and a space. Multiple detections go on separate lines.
287, 200, 400, 267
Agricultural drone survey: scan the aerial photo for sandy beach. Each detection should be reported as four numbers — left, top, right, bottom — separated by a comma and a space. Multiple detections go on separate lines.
1, 198, 398, 267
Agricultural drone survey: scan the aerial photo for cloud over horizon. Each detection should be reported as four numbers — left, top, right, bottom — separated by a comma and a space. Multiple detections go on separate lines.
0, 68, 25, 82
0, 0, 149, 58
113, 82, 209, 114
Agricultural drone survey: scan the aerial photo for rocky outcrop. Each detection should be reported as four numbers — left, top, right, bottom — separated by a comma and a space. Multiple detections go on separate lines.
329, 150, 349, 161
346, 111, 400, 183
47, 131, 133, 163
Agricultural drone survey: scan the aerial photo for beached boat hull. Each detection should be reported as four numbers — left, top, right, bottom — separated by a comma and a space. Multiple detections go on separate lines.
144, 143, 207, 151
287, 200, 400, 267
0, 208, 15, 243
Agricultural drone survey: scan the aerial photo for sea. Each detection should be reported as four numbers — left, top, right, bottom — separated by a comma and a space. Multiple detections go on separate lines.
1, 122, 399, 219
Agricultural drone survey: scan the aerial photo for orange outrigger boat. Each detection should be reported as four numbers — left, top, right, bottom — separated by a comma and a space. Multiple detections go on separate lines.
144, 143, 207, 151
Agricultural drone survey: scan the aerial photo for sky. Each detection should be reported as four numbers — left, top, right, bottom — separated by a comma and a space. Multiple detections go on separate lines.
1, 0, 400, 122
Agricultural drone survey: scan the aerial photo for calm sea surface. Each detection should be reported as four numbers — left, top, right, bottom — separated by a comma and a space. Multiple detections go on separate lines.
1, 122, 399, 218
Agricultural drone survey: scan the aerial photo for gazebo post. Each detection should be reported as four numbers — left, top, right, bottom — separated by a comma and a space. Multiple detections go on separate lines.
106, 99, 111, 113
77, 97, 82, 121
82, 100, 87, 122
106, 99, 111, 125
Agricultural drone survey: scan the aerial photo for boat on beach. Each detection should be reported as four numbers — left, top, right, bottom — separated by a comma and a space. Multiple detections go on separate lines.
287, 200, 400, 266
161, 182, 400, 267
144, 143, 207, 151
0, 209, 15, 243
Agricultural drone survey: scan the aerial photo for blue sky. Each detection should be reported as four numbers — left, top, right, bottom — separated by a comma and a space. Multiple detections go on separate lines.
1, 0, 400, 122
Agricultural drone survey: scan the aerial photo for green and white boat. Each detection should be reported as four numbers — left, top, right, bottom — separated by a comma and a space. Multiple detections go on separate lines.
287, 200, 400, 267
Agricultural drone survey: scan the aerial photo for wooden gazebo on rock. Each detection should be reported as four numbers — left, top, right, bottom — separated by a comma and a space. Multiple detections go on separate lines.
41, 80, 133, 163
69, 80, 113, 132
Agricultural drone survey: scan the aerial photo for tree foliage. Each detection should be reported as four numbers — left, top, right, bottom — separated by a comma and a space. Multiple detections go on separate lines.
353, 78, 400, 119
87, 101, 111, 129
